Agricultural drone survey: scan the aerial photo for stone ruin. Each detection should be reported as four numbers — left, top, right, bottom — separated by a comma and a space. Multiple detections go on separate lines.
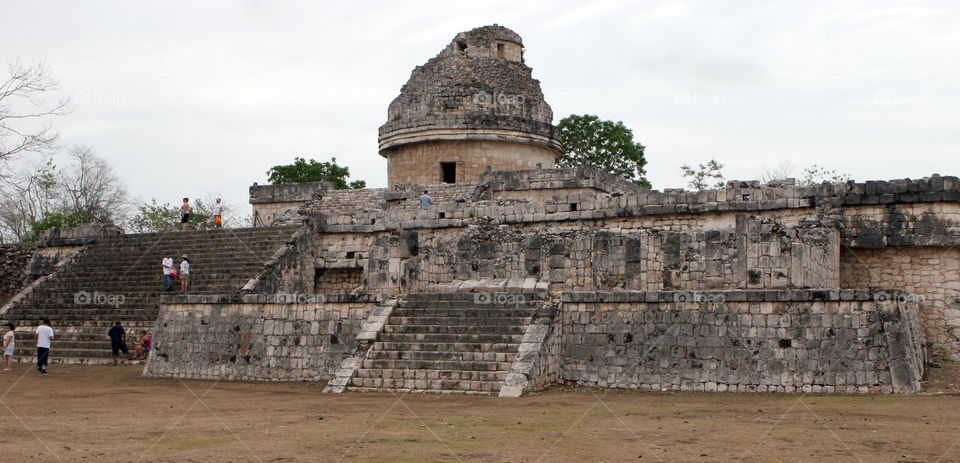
2, 25, 957, 396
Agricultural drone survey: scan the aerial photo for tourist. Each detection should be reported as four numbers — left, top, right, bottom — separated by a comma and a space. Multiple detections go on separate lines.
420, 190, 432, 210
213, 198, 224, 228
179, 256, 190, 291
108, 321, 132, 365
35, 318, 53, 373
2, 322, 14, 372
180, 197, 190, 231
135, 331, 151, 360
162, 253, 175, 291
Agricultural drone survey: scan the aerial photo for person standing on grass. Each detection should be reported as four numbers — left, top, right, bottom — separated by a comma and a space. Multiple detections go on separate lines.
108, 321, 132, 365
162, 253, 175, 291
3, 322, 15, 372
213, 198, 224, 228
35, 318, 53, 373
179, 256, 190, 291
180, 197, 190, 231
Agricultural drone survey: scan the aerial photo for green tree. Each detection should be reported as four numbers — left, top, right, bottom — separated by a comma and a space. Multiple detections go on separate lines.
266, 157, 366, 189
680, 159, 725, 190
23, 211, 92, 242
557, 114, 650, 187
130, 199, 215, 233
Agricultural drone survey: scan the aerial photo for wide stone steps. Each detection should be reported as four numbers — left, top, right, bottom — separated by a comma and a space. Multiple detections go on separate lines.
3, 226, 299, 365
390, 309, 538, 318
376, 332, 524, 343
382, 324, 526, 334
348, 381, 502, 394
374, 341, 522, 353
361, 358, 513, 371
347, 293, 542, 395
365, 350, 515, 362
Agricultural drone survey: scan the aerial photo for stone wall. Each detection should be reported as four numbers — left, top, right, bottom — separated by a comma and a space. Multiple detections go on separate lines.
735, 215, 839, 289
559, 291, 925, 393
37, 223, 122, 246
253, 201, 305, 226
315, 268, 364, 293
0, 244, 35, 306
240, 227, 313, 295
385, 139, 557, 186
144, 294, 377, 381
366, 215, 836, 293
840, 246, 960, 359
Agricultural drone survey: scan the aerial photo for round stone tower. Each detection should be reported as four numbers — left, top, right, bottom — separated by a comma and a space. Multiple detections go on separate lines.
378, 24, 562, 185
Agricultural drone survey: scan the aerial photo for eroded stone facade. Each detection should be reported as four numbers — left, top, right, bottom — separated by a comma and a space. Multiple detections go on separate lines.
378, 25, 561, 185
143, 25, 958, 395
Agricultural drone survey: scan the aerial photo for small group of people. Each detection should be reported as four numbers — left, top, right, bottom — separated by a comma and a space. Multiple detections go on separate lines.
2, 319, 153, 371
107, 321, 151, 365
179, 197, 224, 231
2, 318, 53, 374
162, 253, 191, 291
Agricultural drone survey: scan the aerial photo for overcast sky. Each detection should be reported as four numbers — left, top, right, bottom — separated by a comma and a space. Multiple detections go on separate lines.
2, 1, 958, 213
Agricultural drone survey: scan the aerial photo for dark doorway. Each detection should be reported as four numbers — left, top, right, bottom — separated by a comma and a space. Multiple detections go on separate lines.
441, 162, 457, 183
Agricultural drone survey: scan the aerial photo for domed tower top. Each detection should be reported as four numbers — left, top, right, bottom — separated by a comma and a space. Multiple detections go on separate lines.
378, 24, 562, 186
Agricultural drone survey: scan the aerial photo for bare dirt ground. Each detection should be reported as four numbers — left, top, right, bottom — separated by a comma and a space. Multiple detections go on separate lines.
2, 363, 960, 462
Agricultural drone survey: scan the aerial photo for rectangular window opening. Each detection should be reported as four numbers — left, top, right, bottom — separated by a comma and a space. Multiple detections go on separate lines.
441, 162, 457, 184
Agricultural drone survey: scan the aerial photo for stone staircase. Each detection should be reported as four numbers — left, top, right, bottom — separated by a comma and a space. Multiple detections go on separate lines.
348, 292, 543, 394
3, 227, 299, 365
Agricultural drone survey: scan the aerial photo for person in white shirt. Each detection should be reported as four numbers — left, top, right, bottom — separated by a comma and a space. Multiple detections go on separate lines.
162, 254, 175, 291
3, 322, 15, 372
213, 198, 224, 228
35, 318, 53, 373
179, 256, 191, 291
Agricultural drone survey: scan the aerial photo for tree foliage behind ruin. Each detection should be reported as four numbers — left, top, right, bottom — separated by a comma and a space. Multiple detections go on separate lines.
266, 157, 366, 189
557, 114, 650, 188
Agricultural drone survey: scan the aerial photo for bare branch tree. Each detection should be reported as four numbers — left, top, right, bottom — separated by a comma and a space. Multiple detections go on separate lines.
0, 146, 129, 242
0, 158, 59, 242
0, 59, 71, 163
758, 160, 796, 183
58, 145, 129, 223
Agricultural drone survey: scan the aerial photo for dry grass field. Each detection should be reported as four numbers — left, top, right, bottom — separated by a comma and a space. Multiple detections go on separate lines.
1, 363, 959, 462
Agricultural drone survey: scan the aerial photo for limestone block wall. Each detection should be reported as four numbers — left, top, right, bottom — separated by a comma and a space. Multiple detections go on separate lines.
385, 139, 557, 186
144, 295, 376, 381
315, 268, 363, 293
241, 227, 313, 295
735, 215, 839, 289
559, 291, 925, 393
840, 203, 960, 247
253, 201, 304, 226
375, 216, 836, 293
840, 246, 960, 359
0, 244, 35, 306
